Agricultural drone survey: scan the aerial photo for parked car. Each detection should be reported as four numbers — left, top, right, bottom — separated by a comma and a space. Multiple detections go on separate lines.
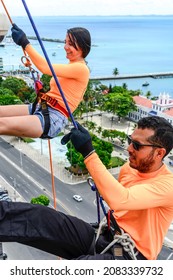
73, 195, 83, 202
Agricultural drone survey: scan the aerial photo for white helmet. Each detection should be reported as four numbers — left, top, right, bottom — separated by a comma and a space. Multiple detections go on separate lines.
0, 13, 10, 42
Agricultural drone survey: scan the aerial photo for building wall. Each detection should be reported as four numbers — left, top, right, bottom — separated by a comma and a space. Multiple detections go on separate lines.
128, 94, 173, 125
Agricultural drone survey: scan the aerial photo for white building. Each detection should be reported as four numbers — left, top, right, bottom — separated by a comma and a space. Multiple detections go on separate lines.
129, 93, 173, 125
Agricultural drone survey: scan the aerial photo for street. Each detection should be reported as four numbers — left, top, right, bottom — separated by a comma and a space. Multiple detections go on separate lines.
0, 136, 173, 260
0, 137, 98, 259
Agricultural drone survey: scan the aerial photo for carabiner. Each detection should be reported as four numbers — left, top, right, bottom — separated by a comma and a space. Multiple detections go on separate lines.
21, 55, 32, 68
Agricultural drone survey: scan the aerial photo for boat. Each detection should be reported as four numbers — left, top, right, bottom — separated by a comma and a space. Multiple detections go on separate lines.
0, 42, 5, 47
142, 81, 149, 86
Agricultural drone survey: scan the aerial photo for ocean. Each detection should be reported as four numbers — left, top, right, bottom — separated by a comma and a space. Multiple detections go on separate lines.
1, 15, 173, 97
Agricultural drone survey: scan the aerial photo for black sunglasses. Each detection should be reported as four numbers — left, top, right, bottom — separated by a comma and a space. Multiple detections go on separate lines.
127, 135, 163, 151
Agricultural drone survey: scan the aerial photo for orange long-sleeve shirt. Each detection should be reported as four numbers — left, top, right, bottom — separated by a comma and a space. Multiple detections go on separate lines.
85, 153, 173, 260
25, 44, 90, 113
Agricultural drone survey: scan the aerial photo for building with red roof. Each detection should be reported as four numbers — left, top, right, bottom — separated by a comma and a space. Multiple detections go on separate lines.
129, 93, 173, 125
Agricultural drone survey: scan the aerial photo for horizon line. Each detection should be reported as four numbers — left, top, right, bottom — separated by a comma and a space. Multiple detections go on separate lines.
11, 14, 173, 17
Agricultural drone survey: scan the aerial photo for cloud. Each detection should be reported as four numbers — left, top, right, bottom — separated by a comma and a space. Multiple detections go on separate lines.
1, 0, 173, 16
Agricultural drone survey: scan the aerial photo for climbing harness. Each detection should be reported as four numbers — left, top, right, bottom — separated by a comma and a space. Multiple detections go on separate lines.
88, 177, 143, 260
20, 54, 52, 139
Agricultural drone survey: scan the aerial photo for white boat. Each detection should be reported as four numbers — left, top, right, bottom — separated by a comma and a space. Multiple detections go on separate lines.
0, 42, 5, 47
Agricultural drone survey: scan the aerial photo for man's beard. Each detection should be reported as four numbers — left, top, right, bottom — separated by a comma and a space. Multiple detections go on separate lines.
129, 149, 156, 173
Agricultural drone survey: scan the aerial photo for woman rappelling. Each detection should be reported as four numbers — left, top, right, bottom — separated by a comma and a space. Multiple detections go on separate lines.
0, 24, 91, 138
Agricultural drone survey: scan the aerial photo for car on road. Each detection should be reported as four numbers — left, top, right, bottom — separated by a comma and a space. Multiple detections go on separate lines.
73, 195, 83, 202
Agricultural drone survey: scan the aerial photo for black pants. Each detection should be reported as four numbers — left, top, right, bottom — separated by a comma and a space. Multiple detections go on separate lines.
0, 201, 116, 260
0, 201, 146, 260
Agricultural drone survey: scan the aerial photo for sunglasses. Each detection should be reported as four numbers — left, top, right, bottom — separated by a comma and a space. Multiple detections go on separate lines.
127, 135, 163, 151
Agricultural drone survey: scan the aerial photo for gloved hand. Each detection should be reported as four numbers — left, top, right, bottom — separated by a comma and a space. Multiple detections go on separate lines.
61, 122, 95, 159
11, 23, 30, 49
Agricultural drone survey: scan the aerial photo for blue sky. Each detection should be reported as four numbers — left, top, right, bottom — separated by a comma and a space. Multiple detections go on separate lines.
1, 0, 173, 16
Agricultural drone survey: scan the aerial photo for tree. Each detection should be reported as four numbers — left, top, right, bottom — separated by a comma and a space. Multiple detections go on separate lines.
113, 67, 119, 76
0, 76, 3, 86
122, 83, 128, 90
1, 76, 27, 95
40, 74, 51, 92
0, 93, 22, 105
102, 91, 137, 121
145, 91, 152, 99
30, 195, 50, 206
0, 87, 14, 95
65, 133, 113, 172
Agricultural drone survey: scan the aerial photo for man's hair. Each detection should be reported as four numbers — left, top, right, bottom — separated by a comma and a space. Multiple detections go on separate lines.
137, 116, 173, 156
67, 27, 91, 58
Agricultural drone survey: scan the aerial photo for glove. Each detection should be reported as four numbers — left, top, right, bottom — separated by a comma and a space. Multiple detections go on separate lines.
11, 23, 30, 49
61, 122, 95, 159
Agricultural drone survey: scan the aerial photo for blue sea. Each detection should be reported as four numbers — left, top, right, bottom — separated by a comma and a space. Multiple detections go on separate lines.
1, 15, 173, 97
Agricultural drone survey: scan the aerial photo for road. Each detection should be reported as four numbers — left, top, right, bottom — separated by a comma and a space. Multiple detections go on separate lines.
0, 137, 97, 222
0, 137, 98, 259
0, 137, 173, 260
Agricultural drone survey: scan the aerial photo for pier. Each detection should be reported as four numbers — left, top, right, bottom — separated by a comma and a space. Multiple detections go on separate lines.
90, 71, 173, 81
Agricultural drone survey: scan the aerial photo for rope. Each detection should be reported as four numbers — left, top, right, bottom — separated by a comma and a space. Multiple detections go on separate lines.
96, 217, 138, 260
21, 0, 77, 129
48, 139, 57, 209
0, 0, 13, 24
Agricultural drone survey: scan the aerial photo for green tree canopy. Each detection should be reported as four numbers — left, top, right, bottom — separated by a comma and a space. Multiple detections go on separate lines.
1, 76, 27, 95
103, 91, 137, 120
66, 133, 113, 171
30, 195, 50, 206
40, 74, 51, 92
0, 87, 14, 95
0, 93, 22, 105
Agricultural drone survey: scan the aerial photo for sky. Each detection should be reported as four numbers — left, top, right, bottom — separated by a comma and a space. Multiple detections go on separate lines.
0, 0, 173, 16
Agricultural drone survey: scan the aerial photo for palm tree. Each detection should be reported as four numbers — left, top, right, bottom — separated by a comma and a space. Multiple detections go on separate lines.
145, 91, 152, 99
113, 67, 119, 76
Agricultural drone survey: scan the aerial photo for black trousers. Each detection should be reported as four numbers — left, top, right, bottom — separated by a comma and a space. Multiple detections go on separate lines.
0, 201, 116, 260
0, 201, 146, 260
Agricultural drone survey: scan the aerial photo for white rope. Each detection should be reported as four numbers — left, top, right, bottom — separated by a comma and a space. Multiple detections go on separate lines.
96, 217, 138, 260
95, 216, 107, 242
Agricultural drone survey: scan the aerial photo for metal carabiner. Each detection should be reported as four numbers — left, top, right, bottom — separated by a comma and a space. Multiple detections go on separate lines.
21, 55, 32, 68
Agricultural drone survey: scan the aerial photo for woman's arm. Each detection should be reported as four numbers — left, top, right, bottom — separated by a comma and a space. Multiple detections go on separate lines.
25, 44, 89, 79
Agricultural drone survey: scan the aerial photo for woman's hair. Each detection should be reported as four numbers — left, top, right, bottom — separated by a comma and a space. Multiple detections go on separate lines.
67, 27, 91, 58
137, 116, 173, 156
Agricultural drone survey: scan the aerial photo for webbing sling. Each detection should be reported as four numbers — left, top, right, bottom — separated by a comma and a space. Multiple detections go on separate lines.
30, 76, 51, 139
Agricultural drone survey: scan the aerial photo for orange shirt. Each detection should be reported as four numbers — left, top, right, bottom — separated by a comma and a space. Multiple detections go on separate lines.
85, 153, 173, 260
25, 44, 90, 113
